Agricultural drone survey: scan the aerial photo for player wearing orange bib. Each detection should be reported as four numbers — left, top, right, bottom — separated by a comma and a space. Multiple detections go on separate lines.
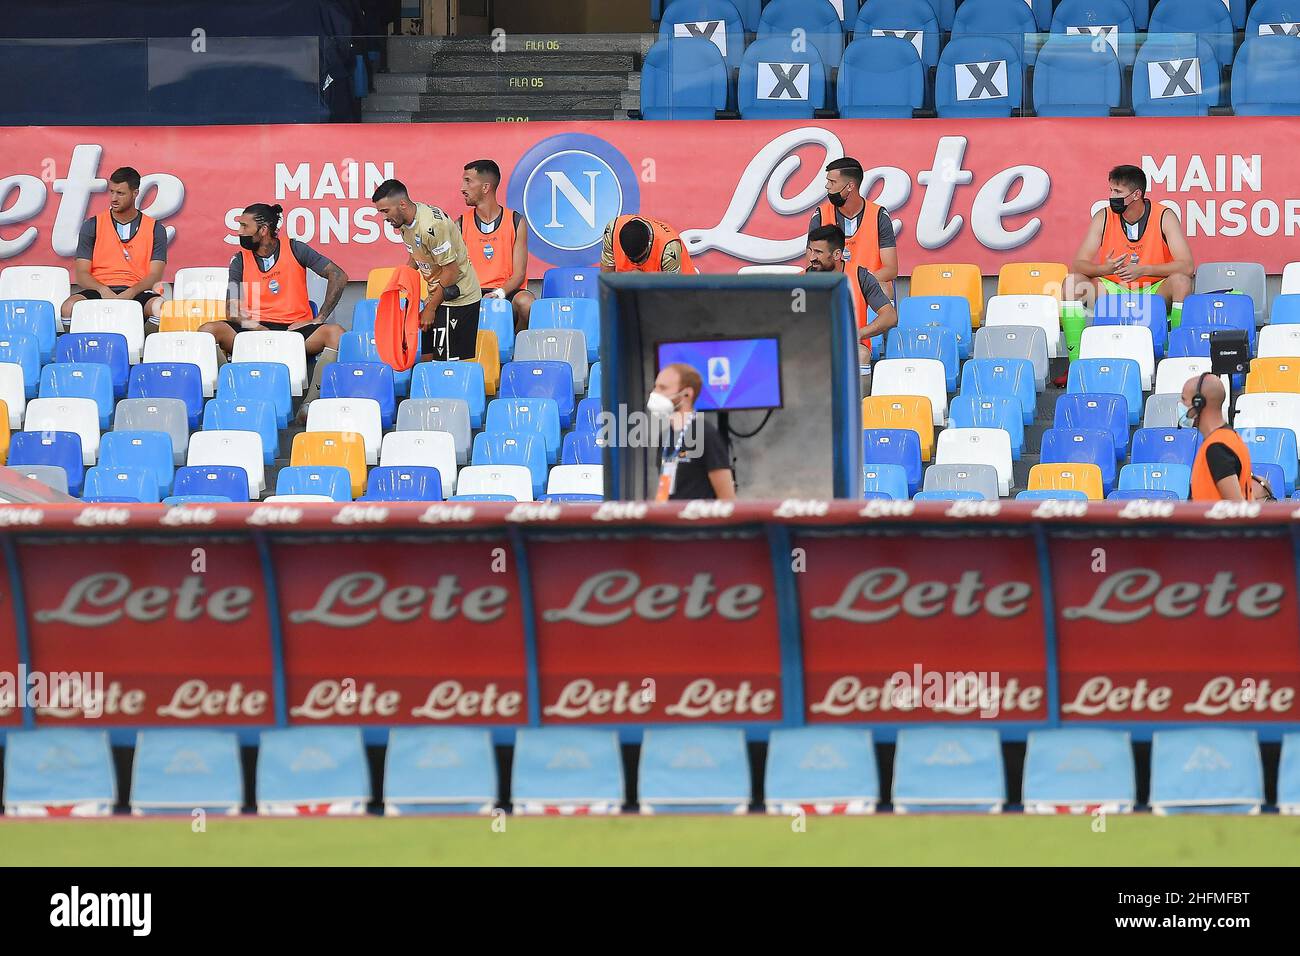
808, 157, 898, 302
601, 215, 697, 274
460, 159, 534, 333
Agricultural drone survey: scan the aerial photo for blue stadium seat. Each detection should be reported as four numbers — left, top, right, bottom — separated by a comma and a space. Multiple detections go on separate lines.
927, 0, 957, 31
1051, 0, 1136, 67
83, 464, 159, 503
1107, 488, 1180, 500
54, 331, 130, 400
864, 428, 923, 495
99, 430, 174, 496
541, 267, 599, 301
948, 394, 1024, 459
39, 363, 114, 430
587, 361, 602, 401
2, 728, 115, 816
1248, 0, 1300, 38
1033, 34, 1122, 116
1271, 295, 1300, 325
172, 464, 249, 502
381, 727, 496, 816
759, 0, 845, 71
1254, 461, 1287, 500
322, 362, 396, 429
500, 361, 575, 428
1094, 293, 1168, 358
127, 362, 204, 429
1022, 728, 1137, 813
838, 36, 925, 118
7, 431, 83, 496
854, 0, 940, 68
1041, 427, 1117, 494
201, 399, 278, 465
0, 332, 41, 399
256, 727, 370, 816
1133, 35, 1223, 117
892, 727, 1006, 813
486, 397, 561, 465
658, 0, 746, 71
530, 298, 600, 365
0, 299, 57, 364
1168, 324, 1215, 358
1232, 36, 1300, 116
1238, 426, 1298, 495
1054, 393, 1130, 460
1067, 358, 1142, 425
638, 727, 750, 814
1017, 489, 1090, 500
951, 0, 1042, 64
887, 326, 958, 392
472, 431, 548, 499
574, 396, 603, 434
738, 36, 827, 120
959, 358, 1036, 425
936, 35, 1023, 118
913, 489, 984, 501
479, 298, 515, 363
350, 298, 379, 338
130, 729, 243, 816
449, 494, 515, 501
217, 362, 292, 430
275, 465, 353, 502
1149, 728, 1264, 815
163, 495, 233, 505
411, 362, 487, 429
340, 330, 415, 397
561, 430, 603, 465
1180, 294, 1255, 354
898, 296, 972, 359
363, 465, 444, 502
1118, 462, 1191, 499
640, 37, 728, 120
862, 463, 908, 499
1149, 0, 1234, 67
511, 728, 624, 814
541, 493, 603, 502
82, 495, 142, 504
1130, 427, 1201, 467
762, 727, 879, 816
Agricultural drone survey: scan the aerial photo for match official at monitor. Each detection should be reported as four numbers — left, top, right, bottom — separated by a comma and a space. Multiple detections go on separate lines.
648, 363, 734, 501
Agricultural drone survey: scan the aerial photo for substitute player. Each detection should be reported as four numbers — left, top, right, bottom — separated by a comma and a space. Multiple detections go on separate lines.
460, 159, 533, 332
600, 214, 697, 274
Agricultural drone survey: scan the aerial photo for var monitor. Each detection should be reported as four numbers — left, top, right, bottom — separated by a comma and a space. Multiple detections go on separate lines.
655, 337, 783, 412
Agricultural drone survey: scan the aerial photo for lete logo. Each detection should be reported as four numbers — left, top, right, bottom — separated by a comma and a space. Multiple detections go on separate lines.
1060, 569, 1285, 623
543, 570, 763, 626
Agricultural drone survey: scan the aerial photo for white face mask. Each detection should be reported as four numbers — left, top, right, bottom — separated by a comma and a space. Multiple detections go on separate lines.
1176, 402, 1197, 429
646, 391, 675, 419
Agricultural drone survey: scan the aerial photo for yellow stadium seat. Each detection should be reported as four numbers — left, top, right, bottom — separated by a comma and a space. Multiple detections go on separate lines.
909, 263, 984, 328
474, 330, 501, 396
366, 267, 429, 301
290, 431, 368, 498
160, 299, 225, 332
0, 400, 9, 464
997, 262, 1068, 299
1028, 462, 1104, 500
1245, 357, 1300, 394
861, 395, 935, 461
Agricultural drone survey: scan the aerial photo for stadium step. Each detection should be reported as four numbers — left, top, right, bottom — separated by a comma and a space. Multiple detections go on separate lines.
362, 109, 627, 124
386, 34, 649, 74
372, 73, 638, 95
362, 92, 632, 114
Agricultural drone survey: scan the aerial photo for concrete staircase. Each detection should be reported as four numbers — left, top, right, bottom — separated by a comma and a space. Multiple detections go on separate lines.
363, 34, 651, 123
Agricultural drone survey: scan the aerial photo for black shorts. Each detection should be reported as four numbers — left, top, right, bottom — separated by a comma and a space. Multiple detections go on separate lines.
80, 287, 160, 307
423, 301, 481, 362
224, 320, 320, 339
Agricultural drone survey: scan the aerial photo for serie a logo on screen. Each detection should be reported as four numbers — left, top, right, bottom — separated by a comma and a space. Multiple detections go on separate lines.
707, 356, 731, 391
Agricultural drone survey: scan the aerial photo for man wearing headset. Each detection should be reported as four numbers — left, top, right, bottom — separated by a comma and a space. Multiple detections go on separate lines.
1180, 372, 1253, 501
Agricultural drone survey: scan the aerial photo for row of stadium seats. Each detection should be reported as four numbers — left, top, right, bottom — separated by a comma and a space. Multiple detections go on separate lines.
7, 724, 1296, 816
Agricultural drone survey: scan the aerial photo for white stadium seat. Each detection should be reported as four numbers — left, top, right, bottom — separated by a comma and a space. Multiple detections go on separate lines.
306, 269, 327, 311
1080, 325, 1155, 391
736, 265, 805, 275
0, 364, 25, 427
232, 331, 308, 396
1235, 393, 1300, 448
983, 295, 1062, 358
264, 494, 334, 503
455, 464, 533, 501
143, 331, 220, 397
546, 464, 603, 496
24, 397, 100, 465
872, 358, 948, 425
307, 398, 383, 465
70, 299, 145, 363
171, 267, 231, 302
188, 430, 265, 498
1282, 262, 1300, 296
1153, 358, 1230, 406
0, 265, 71, 329
379, 430, 458, 495
1257, 325, 1300, 359
935, 427, 1013, 497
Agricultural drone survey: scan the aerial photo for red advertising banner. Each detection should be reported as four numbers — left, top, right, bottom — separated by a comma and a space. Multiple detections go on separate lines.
796, 530, 1048, 723
529, 533, 783, 723
3, 119, 1298, 282
272, 537, 528, 725
1052, 532, 1300, 723
18, 538, 276, 724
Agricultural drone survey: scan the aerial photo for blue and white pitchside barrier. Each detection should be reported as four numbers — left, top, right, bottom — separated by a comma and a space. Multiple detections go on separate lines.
763, 727, 879, 816
510, 728, 624, 816
1280, 733, 1300, 816
130, 730, 242, 817
1021, 728, 1137, 815
1149, 729, 1265, 816
638, 728, 751, 816
255, 727, 370, 817
892, 727, 1006, 814
3, 728, 115, 817
382, 727, 497, 817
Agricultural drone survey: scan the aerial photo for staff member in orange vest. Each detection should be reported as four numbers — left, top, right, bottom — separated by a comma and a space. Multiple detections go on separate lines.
806, 225, 897, 366
460, 159, 534, 333
61, 166, 168, 322
600, 215, 697, 274
1181, 372, 1252, 501
808, 157, 898, 302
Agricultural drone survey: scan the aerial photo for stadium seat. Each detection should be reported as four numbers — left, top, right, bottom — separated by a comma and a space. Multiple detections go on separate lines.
307, 399, 382, 466
1148, 0, 1233, 65
921, 462, 999, 500
1278, 733, 1300, 815
935, 34, 1022, 118
397, 399, 473, 465
530, 299, 600, 366
217, 362, 291, 430
574, 396, 604, 434
39, 363, 114, 430
486, 397, 561, 464
158, 299, 224, 333
1236, 393, 1300, 441
935, 427, 1013, 496
1282, 266, 1300, 298
365, 266, 428, 301
172, 464, 249, 502
985, 295, 1061, 358
99, 430, 174, 496
1247, 357, 1300, 394
909, 264, 983, 327
411, 361, 487, 430
837, 35, 925, 118
1068, 358, 1143, 425
479, 299, 515, 364
763, 727, 879, 816
363, 465, 443, 502
959, 358, 1035, 426
1016, 489, 1089, 501
1117, 461, 1191, 499
1054, 393, 1130, 460
872, 358, 947, 425
1022, 729, 1136, 814
547, 464, 604, 496
143, 331, 219, 398
658, 0, 746, 71
1248, 0, 1300, 38
886, 327, 959, 392
861, 395, 934, 460
55, 332, 129, 401
0, 266, 71, 329
1028, 461, 1105, 500
500, 361, 576, 429
112, 398, 189, 465
892, 727, 1006, 814
289, 432, 367, 499
202, 399, 276, 465
854, 0, 940, 68
24, 398, 98, 466
898, 296, 972, 359
172, 266, 231, 302
1051, 0, 1136, 66
913, 489, 984, 501
0, 332, 41, 399
997, 264, 1067, 300
1107, 488, 1180, 500
382, 727, 497, 816
974, 326, 1050, 390
2, 728, 115, 817
70, 298, 144, 364
1238, 426, 1298, 494
188, 430, 265, 498
541, 267, 599, 301
950, 0, 1041, 63
759, 0, 844, 71
322, 363, 396, 429
638, 728, 750, 815
340, 330, 416, 397
1167, 324, 1216, 358
510, 728, 624, 815
515, 329, 587, 395
1235, 33, 1300, 115
232, 330, 308, 397
863, 428, 923, 495
83, 464, 159, 503
380, 431, 457, 495
455, 464, 533, 501
1133, 34, 1223, 117
1094, 293, 1168, 359
256, 727, 369, 817
1032, 34, 1122, 116
0, 299, 57, 363
1041, 427, 1117, 494
1080, 325, 1154, 391
862, 463, 909, 499
639, 35, 729, 120
275, 465, 353, 502
948, 394, 1024, 459
129, 729, 242, 817
350, 299, 379, 338
6, 463, 69, 494
449, 494, 515, 501
475, 330, 501, 397
1131, 427, 1200, 467
8, 431, 84, 495
1193, 265, 1266, 327
0, 366, 23, 429
1149, 728, 1264, 815
588, 361, 602, 400
561, 430, 604, 465
127, 362, 204, 430
1156, 362, 1223, 406
472, 431, 548, 499
1257, 324, 1300, 359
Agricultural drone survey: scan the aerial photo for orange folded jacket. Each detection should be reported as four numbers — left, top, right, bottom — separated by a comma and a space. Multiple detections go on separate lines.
375, 265, 423, 372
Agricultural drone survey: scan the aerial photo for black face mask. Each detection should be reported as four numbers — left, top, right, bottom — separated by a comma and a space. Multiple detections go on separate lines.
827, 187, 850, 209
238, 232, 262, 251
1109, 194, 1131, 215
